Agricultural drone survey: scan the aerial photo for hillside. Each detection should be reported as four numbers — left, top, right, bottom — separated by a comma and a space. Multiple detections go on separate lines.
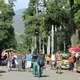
12, 8, 26, 42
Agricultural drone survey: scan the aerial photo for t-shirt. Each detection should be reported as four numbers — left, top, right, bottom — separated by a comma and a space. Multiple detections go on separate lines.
25, 54, 32, 61
51, 54, 55, 61
17, 54, 23, 60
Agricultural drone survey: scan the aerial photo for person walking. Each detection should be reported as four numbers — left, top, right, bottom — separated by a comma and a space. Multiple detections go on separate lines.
17, 50, 23, 71
7, 51, 14, 71
68, 55, 74, 71
25, 49, 32, 72
56, 51, 62, 74
12, 51, 18, 69
37, 51, 45, 78
51, 51, 56, 70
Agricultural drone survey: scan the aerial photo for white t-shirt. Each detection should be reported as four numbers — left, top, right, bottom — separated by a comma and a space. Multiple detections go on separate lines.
51, 54, 55, 61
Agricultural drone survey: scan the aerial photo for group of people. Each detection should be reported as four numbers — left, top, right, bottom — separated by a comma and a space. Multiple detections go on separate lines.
7, 49, 71, 74
1, 48, 80, 78
7, 49, 32, 71
0, 49, 45, 77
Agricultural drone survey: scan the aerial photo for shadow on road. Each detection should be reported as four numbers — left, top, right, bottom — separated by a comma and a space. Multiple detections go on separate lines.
0, 74, 2, 76
0, 70, 6, 73
10, 69, 27, 72
34, 75, 50, 78
11, 70, 18, 71
76, 71, 80, 73
56, 72, 64, 74
41, 75, 50, 77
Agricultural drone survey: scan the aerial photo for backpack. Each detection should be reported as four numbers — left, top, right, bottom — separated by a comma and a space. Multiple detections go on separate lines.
37, 54, 44, 66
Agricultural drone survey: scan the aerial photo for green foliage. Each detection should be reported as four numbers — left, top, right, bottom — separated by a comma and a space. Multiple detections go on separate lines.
8, 0, 17, 7
22, 0, 48, 49
74, 10, 80, 28
46, 1, 60, 18
75, 40, 80, 45
22, 0, 80, 51
74, 0, 80, 28
0, 0, 17, 51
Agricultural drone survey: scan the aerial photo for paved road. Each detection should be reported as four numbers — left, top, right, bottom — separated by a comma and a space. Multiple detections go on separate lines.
0, 65, 80, 80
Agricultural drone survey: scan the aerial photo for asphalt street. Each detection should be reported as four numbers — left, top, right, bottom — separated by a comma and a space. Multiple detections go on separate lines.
0, 65, 80, 80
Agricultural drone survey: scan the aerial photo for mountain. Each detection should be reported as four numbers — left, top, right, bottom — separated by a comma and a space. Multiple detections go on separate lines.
12, 8, 26, 42
14, 9, 26, 16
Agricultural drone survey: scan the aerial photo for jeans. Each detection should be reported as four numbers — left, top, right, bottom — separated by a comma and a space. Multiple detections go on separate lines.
69, 62, 74, 71
18, 59, 22, 70
38, 65, 42, 77
8, 61, 12, 71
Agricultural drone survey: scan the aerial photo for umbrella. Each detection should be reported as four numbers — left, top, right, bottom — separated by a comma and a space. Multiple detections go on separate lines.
68, 46, 80, 52
68, 45, 80, 57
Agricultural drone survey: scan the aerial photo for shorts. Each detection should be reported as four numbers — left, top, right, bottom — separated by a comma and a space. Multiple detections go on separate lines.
25, 61, 31, 68
51, 61, 55, 65
56, 61, 62, 67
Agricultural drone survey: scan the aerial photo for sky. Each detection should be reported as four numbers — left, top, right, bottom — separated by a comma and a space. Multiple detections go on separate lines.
5, 0, 29, 10
14, 0, 29, 10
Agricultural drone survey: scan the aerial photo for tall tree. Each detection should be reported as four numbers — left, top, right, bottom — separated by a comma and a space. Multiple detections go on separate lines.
22, 0, 48, 51
0, 0, 17, 53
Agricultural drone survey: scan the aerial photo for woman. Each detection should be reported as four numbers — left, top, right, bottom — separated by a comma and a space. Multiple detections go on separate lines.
51, 51, 56, 70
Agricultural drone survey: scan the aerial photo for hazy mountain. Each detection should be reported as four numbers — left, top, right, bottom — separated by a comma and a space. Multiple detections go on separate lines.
12, 8, 26, 42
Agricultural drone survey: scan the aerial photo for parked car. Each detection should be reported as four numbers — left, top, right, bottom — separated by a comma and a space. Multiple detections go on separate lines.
61, 52, 70, 69
61, 59, 69, 69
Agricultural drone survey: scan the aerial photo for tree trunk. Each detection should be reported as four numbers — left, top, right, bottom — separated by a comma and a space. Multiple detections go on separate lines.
69, 0, 79, 46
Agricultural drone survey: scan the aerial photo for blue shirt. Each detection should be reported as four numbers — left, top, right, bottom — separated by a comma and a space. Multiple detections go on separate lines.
25, 54, 32, 61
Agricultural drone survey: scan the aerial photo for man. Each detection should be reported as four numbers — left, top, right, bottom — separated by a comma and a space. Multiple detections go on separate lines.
17, 50, 23, 71
37, 51, 45, 77
25, 49, 32, 72
56, 51, 62, 74
8, 51, 14, 71
68, 55, 74, 71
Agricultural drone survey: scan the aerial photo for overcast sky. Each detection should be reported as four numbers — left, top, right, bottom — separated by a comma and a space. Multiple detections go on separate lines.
5, 0, 29, 10
14, 0, 29, 10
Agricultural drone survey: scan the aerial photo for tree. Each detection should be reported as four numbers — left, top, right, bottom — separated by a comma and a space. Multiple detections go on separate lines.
22, 0, 80, 52
22, 0, 48, 51
74, 0, 80, 28
8, 0, 16, 7
68, 0, 80, 46
0, 0, 17, 53
45, 0, 72, 51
